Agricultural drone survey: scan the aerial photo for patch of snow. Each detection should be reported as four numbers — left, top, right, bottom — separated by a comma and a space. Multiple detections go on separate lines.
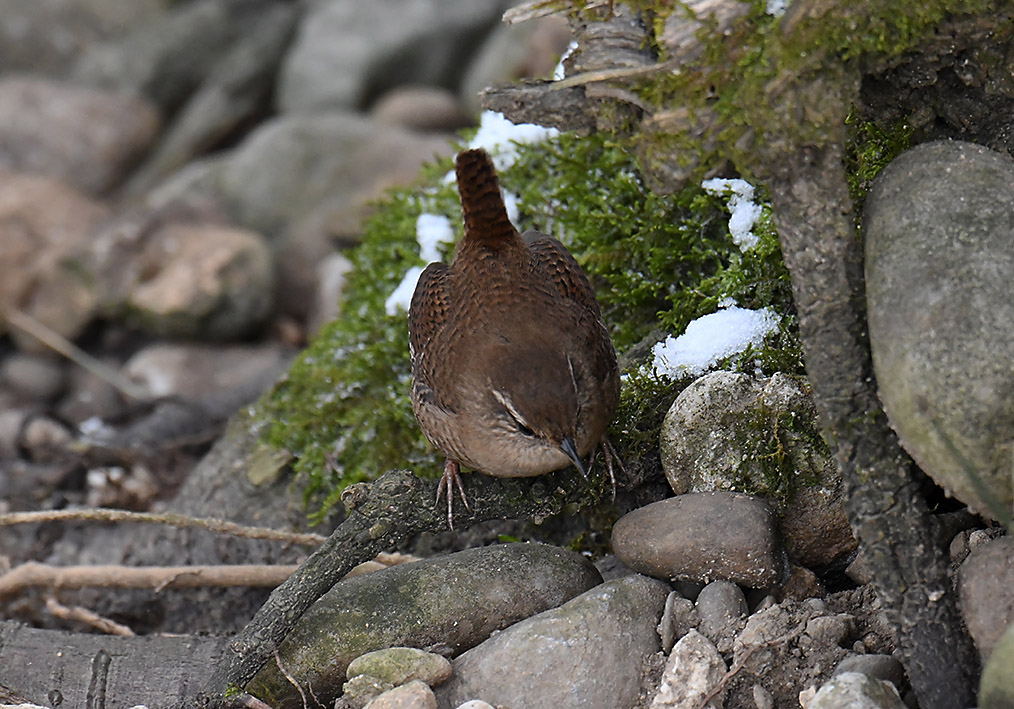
503, 189, 520, 224
702, 177, 764, 251
415, 213, 454, 263
385, 265, 424, 316
467, 110, 559, 171
652, 306, 781, 379
766, 0, 788, 16
554, 40, 579, 80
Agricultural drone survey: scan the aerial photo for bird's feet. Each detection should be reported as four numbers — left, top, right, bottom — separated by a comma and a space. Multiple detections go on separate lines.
436, 459, 470, 530
589, 438, 625, 500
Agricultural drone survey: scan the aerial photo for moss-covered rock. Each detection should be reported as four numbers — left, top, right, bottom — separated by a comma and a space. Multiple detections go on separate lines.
246, 543, 602, 708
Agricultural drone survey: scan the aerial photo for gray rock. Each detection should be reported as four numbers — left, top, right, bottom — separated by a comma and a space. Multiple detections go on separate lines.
0, 0, 166, 76
0, 409, 28, 459
123, 343, 292, 406
308, 252, 354, 335
216, 112, 454, 239
804, 614, 854, 648
658, 591, 697, 653
278, 0, 508, 113
672, 579, 705, 601
649, 629, 727, 709
834, 654, 906, 691
0, 170, 109, 350
729, 599, 853, 708
845, 551, 873, 586
347, 648, 452, 688
142, 158, 226, 216
949, 529, 972, 565
274, 206, 352, 323
779, 563, 826, 602
808, 671, 906, 709
865, 139, 1014, 520
661, 371, 854, 568
0, 354, 66, 403
752, 684, 775, 709
248, 543, 602, 708
56, 358, 126, 425
365, 680, 437, 709
372, 86, 472, 133
123, 223, 274, 340
72, 0, 278, 114
435, 574, 669, 709
979, 621, 1014, 709
87, 178, 232, 303
124, 3, 301, 194
695, 580, 748, 651
22, 415, 73, 463
0, 76, 159, 195
453, 702, 494, 709
958, 535, 1014, 660
593, 553, 638, 581
611, 492, 783, 588
344, 674, 396, 709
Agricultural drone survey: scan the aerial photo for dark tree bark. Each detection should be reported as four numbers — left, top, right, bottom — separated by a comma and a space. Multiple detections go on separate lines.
0, 621, 226, 708
762, 142, 979, 708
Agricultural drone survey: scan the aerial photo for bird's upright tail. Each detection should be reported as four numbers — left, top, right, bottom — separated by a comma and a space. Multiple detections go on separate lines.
455, 148, 519, 250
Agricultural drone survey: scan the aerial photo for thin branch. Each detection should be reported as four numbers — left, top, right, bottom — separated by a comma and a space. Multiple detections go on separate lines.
503, 0, 611, 24
0, 508, 327, 547
551, 60, 679, 90
0, 562, 300, 597
274, 650, 308, 709
1, 307, 147, 401
44, 595, 136, 636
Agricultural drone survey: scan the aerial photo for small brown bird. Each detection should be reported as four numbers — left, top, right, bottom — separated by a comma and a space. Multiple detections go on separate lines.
409, 148, 620, 527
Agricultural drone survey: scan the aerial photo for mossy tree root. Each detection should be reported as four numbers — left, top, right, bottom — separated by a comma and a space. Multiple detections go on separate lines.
765, 142, 979, 709
185, 467, 591, 708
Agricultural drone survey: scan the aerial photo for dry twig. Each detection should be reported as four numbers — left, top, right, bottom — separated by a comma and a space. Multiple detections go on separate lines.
0, 508, 327, 547
0, 562, 301, 597
1, 307, 147, 401
44, 595, 136, 636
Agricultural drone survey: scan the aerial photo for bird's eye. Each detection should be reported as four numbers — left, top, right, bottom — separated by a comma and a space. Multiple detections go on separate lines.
492, 390, 536, 438
515, 421, 536, 438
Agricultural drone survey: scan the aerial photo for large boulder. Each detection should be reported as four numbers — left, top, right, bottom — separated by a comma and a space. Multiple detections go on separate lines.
865, 140, 1014, 519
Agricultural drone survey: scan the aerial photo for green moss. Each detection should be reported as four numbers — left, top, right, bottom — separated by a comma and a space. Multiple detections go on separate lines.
732, 400, 829, 507
622, 0, 1007, 185
843, 109, 914, 213
260, 129, 801, 518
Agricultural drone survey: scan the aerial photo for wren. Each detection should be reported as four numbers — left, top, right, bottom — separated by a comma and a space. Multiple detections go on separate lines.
408, 148, 620, 527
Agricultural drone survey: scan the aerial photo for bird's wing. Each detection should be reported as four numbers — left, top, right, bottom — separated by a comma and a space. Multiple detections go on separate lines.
522, 231, 604, 318
523, 230, 620, 413
408, 261, 460, 416
409, 262, 452, 365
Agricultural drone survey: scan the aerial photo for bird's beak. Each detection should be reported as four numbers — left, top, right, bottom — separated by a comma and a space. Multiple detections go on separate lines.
560, 436, 586, 478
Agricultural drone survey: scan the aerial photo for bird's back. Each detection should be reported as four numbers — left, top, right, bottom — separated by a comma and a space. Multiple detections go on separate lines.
409, 149, 618, 477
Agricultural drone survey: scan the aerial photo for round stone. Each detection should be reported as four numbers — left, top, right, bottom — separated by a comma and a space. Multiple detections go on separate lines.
865, 139, 1014, 519
611, 492, 782, 588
